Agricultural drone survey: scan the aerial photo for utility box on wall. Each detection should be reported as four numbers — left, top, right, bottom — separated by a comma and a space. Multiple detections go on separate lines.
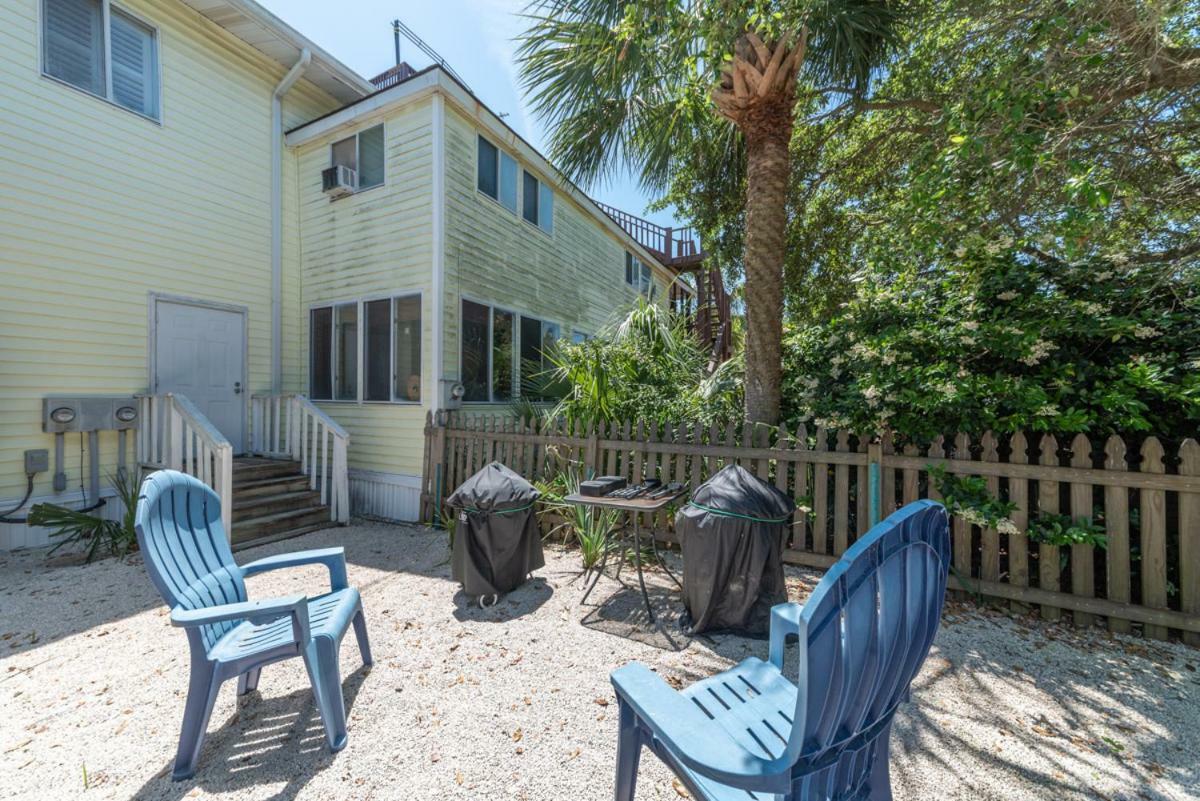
42, 397, 139, 432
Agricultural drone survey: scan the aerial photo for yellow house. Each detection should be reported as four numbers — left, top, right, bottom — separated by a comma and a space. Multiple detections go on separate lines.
0, 0, 690, 549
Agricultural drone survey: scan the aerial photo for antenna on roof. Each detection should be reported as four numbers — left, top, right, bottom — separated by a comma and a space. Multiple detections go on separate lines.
391, 18, 471, 91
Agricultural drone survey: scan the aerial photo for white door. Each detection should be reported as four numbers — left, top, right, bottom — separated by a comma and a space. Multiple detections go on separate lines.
154, 299, 246, 450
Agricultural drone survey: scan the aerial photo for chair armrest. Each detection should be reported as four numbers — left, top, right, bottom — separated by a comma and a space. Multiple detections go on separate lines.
611, 662, 791, 793
171, 595, 310, 644
241, 547, 348, 591
768, 602, 804, 669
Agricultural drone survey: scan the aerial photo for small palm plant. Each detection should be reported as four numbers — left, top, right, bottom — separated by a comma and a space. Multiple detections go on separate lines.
29, 469, 142, 562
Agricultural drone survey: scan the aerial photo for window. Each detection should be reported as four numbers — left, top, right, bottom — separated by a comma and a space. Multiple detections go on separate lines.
43, 0, 160, 119
571, 330, 588, 344
625, 252, 653, 294
522, 170, 554, 233
519, 315, 560, 399
462, 299, 515, 403
331, 124, 384, 191
477, 135, 518, 211
310, 295, 422, 402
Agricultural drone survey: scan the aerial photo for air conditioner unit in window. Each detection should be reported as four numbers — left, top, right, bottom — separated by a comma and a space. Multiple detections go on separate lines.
322, 165, 358, 197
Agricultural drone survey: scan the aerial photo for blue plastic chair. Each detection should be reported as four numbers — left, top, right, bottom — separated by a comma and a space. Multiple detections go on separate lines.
134, 470, 372, 780
611, 500, 950, 801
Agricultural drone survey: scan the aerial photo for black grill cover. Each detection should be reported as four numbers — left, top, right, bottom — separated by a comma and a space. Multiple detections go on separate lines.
446, 462, 544, 597
678, 464, 795, 636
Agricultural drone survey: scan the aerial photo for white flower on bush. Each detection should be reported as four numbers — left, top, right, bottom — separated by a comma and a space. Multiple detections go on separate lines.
862, 385, 882, 407
1133, 325, 1159, 339
1036, 404, 1060, 417
960, 335, 976, 346
997, 518, 1020, 536
997, 290, 1019, 301
1020, 339, 1058, 366
1080, 301, 1106, 316
1095, 270, 1113, 281
954, 245, 967, 259
881, 351, 896, 366
937, 380, 957, 397
1111, 252, 1130, 266
962, 320, 980, 331
831, 354, 845, 366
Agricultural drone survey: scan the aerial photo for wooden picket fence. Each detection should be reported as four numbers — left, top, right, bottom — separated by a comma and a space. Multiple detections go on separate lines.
421, 411, 1200, 642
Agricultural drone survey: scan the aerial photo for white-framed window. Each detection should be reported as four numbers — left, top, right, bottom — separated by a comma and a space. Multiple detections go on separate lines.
522, 169, 554, 233
42, 0, 160, 120
331, 123, 385, 191
477, 135, 518, 212
310, 294, 422, 402
625, 252, 653, 294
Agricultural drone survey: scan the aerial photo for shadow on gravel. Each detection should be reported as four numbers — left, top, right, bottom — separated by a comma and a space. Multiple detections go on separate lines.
450, 577, 554, 622
132, 666, 369, 801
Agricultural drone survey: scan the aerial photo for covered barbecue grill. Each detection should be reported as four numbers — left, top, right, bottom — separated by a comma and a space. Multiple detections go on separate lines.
446, 462, 544, 605
677, 464, 795, 636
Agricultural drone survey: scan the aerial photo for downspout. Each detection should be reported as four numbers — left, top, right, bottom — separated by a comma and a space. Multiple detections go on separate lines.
271, 48, 311, 393
431, 91, 446, 413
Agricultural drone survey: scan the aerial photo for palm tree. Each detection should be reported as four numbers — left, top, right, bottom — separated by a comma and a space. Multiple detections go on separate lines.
518, 0, 901, 424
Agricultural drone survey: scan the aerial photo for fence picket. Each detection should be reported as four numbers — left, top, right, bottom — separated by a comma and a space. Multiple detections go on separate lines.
834, 430, 850, 555
952, 433, 972, 581
981, 432, 1001, 584
1008, 432, 1030, 613
856, 436, 869, 536
812, 427, 829, 555
1038, 435, 1062, 621
1180, 440, 1200, 647
1103, 435, 1131, 634
792, 424, 809, 552
1140, 437, 1168, 640
1069, 433, 1097, 628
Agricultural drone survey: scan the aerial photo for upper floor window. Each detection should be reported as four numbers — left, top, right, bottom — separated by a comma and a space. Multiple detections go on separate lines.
626, 252, 653, 295
331, 124, 384, 191
477, 135, 518, 212
43, 0, 160, 120
522, 170, 554, 234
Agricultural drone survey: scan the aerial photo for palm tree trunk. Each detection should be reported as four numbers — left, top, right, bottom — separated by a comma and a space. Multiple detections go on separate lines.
741, 103, 793, 425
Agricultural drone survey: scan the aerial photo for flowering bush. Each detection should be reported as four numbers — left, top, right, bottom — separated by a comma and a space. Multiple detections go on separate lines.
782, 253, 1199, 442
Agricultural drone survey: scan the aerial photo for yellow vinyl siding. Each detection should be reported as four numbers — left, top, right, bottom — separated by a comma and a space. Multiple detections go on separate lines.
0, 0, 339, 499
295, 99, 435, 477
440, 104, 671, 385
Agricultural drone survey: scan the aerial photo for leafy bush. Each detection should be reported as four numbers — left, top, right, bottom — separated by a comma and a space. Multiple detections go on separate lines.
782, 253, 1199, 442
29, 470, 141, 562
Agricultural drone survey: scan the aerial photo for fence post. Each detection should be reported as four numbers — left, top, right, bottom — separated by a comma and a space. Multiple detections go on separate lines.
867, 440, 883, 527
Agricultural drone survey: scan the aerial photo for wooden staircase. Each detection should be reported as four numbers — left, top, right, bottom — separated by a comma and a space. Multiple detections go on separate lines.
231, 457, 331, 547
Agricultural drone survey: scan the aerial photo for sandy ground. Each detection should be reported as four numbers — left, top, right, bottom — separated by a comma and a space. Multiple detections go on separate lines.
0, 521, 1197, 801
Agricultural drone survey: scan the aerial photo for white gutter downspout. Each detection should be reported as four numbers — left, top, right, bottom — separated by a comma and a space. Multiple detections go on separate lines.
431, 91, 446, 413
271, 48, 311, 393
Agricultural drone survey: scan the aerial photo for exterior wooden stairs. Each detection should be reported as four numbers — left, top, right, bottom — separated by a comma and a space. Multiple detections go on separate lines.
231, 457, 332, 546
594, 201, 732, 363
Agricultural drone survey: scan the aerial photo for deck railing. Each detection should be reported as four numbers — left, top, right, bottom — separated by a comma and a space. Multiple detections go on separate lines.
136, 394, 234, 536
594, 201, 702, 264
251, 394, 350, 524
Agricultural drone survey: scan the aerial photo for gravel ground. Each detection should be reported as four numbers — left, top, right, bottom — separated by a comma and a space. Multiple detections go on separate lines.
1, 521, 1197, 801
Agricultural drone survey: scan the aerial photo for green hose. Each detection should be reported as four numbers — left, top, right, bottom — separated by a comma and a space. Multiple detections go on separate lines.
459, 502, 535, 515
686, 501, 790, 523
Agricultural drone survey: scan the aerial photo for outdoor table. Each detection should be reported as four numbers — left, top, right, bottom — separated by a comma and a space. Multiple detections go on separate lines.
564, 490, 687, 623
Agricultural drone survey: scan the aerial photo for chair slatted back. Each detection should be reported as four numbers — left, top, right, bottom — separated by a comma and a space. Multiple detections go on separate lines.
135, 471, 247, 652
790, 501, 950, 784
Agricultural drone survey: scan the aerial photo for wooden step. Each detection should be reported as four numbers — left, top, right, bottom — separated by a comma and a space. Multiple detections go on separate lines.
232, 490, 323, 522
232, 506, 330, 544
233, 475, 312, 498
233, 459, 303, 482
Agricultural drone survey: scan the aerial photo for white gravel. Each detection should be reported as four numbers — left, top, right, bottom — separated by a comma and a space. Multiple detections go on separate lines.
1, 521, 1197, 801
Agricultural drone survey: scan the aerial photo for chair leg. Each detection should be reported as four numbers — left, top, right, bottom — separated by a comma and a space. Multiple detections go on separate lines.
173, 664, 222, 781
309, 634, 348, 751
237, 667, 261, 696
614, 699, 642, 801
867, 725, 894, 801
352, 608, 373, 667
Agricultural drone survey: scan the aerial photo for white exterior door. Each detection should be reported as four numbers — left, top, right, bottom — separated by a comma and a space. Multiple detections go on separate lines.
154, 299, 246, 450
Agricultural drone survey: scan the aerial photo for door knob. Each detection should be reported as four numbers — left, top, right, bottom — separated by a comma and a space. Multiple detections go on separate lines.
234, 381, 242, 395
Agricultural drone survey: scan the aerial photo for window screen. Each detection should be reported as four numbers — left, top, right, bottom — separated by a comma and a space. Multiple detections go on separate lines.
477, 136, 498, 199
310, 307, 333, 400
499, 152, 518, 213
357, 124, 385, 189
332, 135, 356, 172
522, 171, 539, 225
538, 182, 554, 233
364, 299, 391, 401
43, 0, 105, 97
492, 309, 514, 402
110, 9, 157, 117
394, 296, 421, 402
462, 299, 490, 401
334, 303, 358, 401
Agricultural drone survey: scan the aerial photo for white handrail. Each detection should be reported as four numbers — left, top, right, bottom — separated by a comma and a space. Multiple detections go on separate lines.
250, 394, 350, 524
136, 394, 234, 537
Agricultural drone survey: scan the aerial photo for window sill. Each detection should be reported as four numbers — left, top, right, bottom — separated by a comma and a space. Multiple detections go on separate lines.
476, 188, 518, 216
40, 72, 162, 126
328, 182, 386, 202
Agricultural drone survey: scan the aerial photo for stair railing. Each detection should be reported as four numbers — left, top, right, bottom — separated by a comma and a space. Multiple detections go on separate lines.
250, 394, 350, 524
136, 394, 234, 536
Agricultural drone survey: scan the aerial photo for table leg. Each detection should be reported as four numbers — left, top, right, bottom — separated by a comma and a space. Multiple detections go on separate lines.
648, 530, 682, 590
581, 536, 612, 606
632, 517, 655, 623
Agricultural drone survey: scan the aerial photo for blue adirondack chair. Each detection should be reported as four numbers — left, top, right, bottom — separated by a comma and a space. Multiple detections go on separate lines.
134, 470, 372, 780
611, 499, 950, 801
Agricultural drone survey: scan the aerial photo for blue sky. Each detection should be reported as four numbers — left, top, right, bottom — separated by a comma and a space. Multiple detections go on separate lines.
258, 0, 680, 229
